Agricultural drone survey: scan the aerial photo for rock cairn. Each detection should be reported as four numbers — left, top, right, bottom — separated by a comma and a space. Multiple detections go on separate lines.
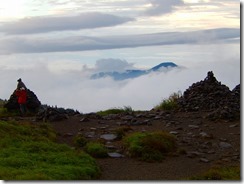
4, 89, 41, 113
178, 71, 240, 120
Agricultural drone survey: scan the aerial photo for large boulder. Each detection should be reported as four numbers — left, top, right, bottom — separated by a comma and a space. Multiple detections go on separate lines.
4, 89, 41, 113
178, 71, 240, 120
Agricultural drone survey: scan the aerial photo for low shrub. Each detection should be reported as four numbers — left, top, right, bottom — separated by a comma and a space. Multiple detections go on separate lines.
113, 126, 132, 140
154, 91, 182, 111
123, 131, 177, 162
97, 106, 134, 116
73, 134, 88, 148
84, 142, 108, 158
190, 165, 240, 180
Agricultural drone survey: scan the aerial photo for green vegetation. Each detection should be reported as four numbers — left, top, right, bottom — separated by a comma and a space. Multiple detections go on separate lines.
0, 120, 100, 180
154, 91, 182, 111
84, 142, 108, 158
190, 165, 240, 180
73, 134, 88, 148
0, 99, 18, 117
123, 131, 177, 162
113, 126, 132, 140
97, 106, 134, 116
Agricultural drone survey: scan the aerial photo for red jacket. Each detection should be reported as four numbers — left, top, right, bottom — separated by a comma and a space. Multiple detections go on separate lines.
15, 89, 27, 104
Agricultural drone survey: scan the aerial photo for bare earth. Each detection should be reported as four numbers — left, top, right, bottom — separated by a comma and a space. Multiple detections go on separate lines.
49, 111, 240, 180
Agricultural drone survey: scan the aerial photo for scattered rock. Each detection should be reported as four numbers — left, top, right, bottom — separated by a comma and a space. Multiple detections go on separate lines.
100, 134, 117, 141
36, 106, 69, 122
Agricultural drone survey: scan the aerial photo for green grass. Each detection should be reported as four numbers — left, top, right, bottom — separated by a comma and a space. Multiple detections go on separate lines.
0, 120, 100, 180
189, 165, 240, 180
73, 134, 88, 148
97, 106, 134, 116
113, 126, 132, 140
0, 107, 19, 117
84, 142, 108, 158
123, 131, 177, 162
154, 91, 182, 111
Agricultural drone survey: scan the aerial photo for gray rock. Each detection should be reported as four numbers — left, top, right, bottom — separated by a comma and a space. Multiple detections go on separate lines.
100, 134, 117, 141
170, 131, 179, 135
219, 142, 232, 149
199, 132, 213, 139
108, 152, 125, 158
229, 124, 238, 128
200, 158, 210, 163
188, 125, 199, 129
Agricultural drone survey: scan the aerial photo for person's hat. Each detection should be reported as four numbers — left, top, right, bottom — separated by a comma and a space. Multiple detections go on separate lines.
17, 78, 22, 82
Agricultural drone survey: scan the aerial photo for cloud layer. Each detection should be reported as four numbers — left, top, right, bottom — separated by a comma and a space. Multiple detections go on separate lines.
0, 28, 239, 54
0, 51, 240, 113
0, 13, 134, 35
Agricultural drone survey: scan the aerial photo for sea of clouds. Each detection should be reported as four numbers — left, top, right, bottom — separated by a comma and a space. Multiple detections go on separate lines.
0, 53, 240, 113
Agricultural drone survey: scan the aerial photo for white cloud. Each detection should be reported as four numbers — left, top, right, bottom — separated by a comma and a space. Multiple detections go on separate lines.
0, 28, 239, 54
94, 58, 135, 72
0, 13, 134, 35
144, 0, 185, 16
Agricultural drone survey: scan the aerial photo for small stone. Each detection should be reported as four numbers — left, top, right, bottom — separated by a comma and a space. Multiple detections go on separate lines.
187, 151, 202, 158
108, 152, 125, 158
199, 132, 213, 139
229, 124, 238, 128
200, 158, 210, 163
117, 122, 127, 126
80, 117, 89, 122
100, 134, 117, 141
219, 142, 232, 149
170, 131, 178, 135
154, 116, 161, 120
188, 125, 199, 129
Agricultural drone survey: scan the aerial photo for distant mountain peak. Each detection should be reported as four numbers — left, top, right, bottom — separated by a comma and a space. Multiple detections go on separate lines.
91, 62, 178, 80
150, 62, 178, 71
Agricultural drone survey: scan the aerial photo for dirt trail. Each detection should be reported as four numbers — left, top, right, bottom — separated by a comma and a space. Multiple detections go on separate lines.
49, 111, 240, 180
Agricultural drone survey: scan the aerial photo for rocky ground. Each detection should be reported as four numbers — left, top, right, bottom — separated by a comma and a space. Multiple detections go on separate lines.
48, 110, 240, 180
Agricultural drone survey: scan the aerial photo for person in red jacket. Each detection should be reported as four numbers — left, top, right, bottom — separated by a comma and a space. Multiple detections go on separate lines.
15, 87, 27, 116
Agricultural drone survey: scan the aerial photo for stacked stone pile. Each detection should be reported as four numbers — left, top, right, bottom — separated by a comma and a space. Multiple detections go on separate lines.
4, 89, 41, 113
178, 71, 240, 120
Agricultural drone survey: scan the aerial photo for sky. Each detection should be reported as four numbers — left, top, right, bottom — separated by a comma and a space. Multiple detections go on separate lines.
0, 0, 240, 113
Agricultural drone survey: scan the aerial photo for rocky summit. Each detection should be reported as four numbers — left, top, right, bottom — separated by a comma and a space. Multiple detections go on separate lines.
177, 71, 240, 120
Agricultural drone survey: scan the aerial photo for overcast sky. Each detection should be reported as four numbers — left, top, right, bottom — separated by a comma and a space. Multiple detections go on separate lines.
0, 0, 240, 113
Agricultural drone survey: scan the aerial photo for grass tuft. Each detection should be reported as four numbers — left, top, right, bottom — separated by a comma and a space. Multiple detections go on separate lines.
97, 106, 134, 116
123, 131, 177, 162
189, 165, 240, 180
154, 91, 182, 111
84, 142, 108, 158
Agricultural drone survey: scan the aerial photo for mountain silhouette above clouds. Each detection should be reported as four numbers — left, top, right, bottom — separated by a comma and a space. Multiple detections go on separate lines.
91, 62, 178, 80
